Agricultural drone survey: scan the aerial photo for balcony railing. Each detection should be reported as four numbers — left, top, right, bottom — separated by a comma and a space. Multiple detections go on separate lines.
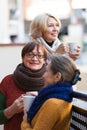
70, 91, 87, 130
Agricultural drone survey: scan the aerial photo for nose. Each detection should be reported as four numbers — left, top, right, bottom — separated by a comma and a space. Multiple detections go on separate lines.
32, 55, 38, 60
53, 24, 59, 31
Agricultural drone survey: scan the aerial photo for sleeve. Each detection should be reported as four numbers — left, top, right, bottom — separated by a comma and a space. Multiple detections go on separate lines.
0, 76, 9, 95
0, 92, 9, 124
21, 99, 61, 130
21, 120, 31, 130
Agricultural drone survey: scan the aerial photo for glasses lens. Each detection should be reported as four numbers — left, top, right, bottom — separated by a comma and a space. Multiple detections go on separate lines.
38, 54, 44, 59
26, 53, 44, 59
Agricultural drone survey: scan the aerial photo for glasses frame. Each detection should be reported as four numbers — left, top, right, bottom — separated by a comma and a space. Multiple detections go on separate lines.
25, 53, 45, 59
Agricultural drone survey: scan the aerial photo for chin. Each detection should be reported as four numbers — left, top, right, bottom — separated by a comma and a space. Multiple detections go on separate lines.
51, 38, 57, 41
30, 67, 41, 71
31, 68, 39, 71
44, 82, 49, 87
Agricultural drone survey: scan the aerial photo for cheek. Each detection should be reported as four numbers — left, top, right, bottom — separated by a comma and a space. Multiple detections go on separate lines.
43, 72, 55, 86
43, 29, 50, 38
41, 59, 45, 65
43, 72, 48, 79
23, 58, 28, 65
22, 58, 26, 64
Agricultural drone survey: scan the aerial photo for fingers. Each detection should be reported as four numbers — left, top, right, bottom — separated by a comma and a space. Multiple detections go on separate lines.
75, 47, 81, 53
13, 97, 24, 113
63, 44, 69, 53
69, 53, 80, 60
57, 43, 69, 54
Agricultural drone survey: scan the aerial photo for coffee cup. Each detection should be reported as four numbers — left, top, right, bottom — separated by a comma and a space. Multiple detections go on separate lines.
23, 95, 35, 112
69, 42, 79, 54
26, 91, 38, 96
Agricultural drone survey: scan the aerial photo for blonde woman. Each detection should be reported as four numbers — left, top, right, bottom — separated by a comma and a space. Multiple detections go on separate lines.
29, 13, 81, 60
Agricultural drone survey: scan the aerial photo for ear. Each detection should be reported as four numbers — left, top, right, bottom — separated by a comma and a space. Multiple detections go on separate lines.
54, 72, 62, 83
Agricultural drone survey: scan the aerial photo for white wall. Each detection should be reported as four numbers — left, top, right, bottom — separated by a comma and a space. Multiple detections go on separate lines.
0, 0, 11, 43
0, 44, 24, 81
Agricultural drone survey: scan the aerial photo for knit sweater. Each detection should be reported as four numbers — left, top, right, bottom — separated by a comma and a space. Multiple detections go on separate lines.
0, 74, 26, 130
0, 74, 43, 130
21, 98, 72, 130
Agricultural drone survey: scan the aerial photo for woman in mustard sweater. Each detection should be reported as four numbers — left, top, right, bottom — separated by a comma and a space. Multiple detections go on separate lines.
21, 54, 81, 130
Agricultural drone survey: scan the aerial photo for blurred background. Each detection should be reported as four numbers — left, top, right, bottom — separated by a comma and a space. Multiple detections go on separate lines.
0, 0, 87, 45
0, 0, 87, 129
0, 0, 87, 81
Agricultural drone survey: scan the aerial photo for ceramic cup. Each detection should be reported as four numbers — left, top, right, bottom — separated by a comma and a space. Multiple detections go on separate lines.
26, 91, 38, 96
23, 95, 35, 111
69, 42, 79, 54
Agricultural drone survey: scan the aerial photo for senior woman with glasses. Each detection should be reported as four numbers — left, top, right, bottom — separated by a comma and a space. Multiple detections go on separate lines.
0, 40, 47, 130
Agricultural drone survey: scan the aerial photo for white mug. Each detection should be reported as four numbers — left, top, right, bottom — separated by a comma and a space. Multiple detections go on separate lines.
69, 42, 79, 54
23, 95, 35, 112
26, 91, 38, 96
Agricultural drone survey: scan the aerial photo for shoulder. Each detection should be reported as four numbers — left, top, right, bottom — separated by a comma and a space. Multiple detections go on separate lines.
40, 98, 72, 113
43, 98, 70, 105
40, 98, 63, 110
1, 74, 13, 83
35, 98, 72, 122
0, 74, 13, 95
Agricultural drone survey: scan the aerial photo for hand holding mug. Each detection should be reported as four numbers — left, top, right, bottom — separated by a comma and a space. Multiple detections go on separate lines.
69, 42, 81, 60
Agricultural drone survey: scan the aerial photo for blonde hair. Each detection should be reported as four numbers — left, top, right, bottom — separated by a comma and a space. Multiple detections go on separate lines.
29, 13, 61, 39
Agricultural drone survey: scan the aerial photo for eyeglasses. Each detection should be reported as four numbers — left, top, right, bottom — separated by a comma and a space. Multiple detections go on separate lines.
25, 53, 45, 59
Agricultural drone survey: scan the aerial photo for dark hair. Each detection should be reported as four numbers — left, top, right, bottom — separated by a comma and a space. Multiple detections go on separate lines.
50, 54, 81, 85
21, 41, 47, 60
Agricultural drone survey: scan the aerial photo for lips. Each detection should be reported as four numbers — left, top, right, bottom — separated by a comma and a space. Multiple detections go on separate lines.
51, 33, 58, 37
29, 62, 39, 65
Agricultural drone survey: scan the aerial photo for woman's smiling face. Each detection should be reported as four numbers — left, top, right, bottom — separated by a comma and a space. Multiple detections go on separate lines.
23, 46, 45, 71
43, 17, 60, 42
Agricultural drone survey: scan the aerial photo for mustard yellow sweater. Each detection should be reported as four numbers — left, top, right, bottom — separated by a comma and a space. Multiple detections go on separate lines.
21, 98, 72, 130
